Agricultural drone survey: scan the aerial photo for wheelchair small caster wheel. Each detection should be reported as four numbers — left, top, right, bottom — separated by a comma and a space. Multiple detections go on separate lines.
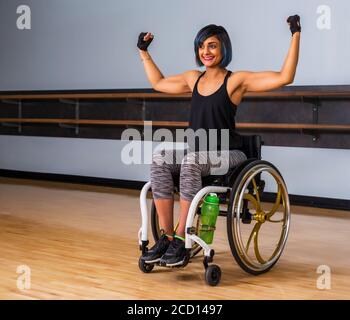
205, 264, 221, 286
138, 257, 154, 273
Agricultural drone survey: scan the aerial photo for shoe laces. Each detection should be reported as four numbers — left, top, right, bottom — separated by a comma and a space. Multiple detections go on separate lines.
150, 234, 169, 251
166, 238, 185, 255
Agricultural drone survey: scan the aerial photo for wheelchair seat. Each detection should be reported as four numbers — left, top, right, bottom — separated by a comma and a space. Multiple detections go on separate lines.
202, 134, 263, 187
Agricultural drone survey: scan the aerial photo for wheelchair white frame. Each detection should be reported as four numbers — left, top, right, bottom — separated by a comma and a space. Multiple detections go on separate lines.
138, 181, 229, 259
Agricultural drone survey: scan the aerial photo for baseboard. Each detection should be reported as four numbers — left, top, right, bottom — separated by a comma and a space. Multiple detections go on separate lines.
0, 169, 145, 190
262, 192, 349, 211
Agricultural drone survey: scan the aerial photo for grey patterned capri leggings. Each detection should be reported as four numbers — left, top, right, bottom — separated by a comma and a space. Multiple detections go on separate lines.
150, 148, 247, 202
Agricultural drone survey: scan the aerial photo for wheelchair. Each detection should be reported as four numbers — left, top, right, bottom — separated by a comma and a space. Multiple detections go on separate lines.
138, 135, 291, 286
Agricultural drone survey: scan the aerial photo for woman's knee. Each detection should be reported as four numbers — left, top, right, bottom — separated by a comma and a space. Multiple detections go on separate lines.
151, 178, 174, 200
179, 162, 202, 202
150, 154, 175, 199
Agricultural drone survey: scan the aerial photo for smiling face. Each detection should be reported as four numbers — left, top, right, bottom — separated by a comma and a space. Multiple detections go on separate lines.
198, 36, 223, 67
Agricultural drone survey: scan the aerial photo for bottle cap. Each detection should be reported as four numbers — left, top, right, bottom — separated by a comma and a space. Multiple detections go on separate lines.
205, 193, 219, 204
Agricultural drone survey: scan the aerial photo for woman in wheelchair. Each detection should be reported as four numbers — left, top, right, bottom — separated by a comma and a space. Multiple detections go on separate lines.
137, 16, 300, 281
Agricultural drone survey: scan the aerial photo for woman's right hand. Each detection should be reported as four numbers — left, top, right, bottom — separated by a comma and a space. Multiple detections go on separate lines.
137, 32, 154, 51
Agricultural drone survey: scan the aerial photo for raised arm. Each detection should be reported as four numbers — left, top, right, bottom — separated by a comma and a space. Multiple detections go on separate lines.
239, 15, 301, 93
138, 32, 192, 94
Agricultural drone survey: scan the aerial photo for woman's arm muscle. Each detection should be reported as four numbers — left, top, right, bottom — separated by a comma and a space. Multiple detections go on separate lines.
154, 70, 197, 94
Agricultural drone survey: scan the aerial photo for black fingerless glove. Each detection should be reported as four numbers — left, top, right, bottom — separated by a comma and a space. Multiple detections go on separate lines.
137, 32, 153, 51
287, 15, 301, 35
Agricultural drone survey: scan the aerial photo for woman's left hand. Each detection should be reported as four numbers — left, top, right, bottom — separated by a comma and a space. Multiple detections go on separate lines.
287, 15, 301, 35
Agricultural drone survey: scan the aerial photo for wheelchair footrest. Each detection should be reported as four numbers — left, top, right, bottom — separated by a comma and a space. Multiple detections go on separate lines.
158, 250, 191, 269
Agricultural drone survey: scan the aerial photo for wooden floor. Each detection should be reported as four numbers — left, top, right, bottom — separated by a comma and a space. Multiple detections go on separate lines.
0, 177, 349, 300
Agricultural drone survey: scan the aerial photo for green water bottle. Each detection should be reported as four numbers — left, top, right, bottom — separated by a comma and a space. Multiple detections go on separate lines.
199, 193, 220, 244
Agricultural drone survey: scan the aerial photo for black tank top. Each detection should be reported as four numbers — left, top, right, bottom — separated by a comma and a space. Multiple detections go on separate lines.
188, 70, 242, 152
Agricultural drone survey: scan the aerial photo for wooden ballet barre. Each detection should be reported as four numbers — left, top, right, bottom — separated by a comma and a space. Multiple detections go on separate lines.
1, 118, 350, 131
1, 89, 350, 100
0, 118, 187, 127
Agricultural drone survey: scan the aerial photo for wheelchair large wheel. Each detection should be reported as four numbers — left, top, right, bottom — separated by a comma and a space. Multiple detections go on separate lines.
227, 160, 291, 275
151, 200, 202, 258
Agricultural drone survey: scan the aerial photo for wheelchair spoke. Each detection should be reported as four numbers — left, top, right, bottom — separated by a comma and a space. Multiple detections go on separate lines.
243, 193, 261, 212
266, 183, 282, 222
245, 222, 261, 254
266, 218, 285, 223
253, 225, 266, 264
268, 225, 288, 261
251, 178, 261, 204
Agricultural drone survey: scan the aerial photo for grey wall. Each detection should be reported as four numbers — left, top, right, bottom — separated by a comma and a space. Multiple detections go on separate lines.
1, 0, 349, 91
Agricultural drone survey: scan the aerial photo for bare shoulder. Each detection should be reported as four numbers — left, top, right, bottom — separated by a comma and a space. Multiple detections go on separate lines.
228, 70, 253, 89
227, 71, 248, 106
182, 70, 202, 92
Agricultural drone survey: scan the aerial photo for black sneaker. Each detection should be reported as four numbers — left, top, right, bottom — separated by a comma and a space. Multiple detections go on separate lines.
159, 238, 188, 267
140, 234, 170, 264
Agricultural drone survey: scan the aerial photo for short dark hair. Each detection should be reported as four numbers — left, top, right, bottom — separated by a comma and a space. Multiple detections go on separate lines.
194, 24, 232, 68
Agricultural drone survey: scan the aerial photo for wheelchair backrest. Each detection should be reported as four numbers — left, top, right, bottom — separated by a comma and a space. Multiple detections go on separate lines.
239, 134, 263, 160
